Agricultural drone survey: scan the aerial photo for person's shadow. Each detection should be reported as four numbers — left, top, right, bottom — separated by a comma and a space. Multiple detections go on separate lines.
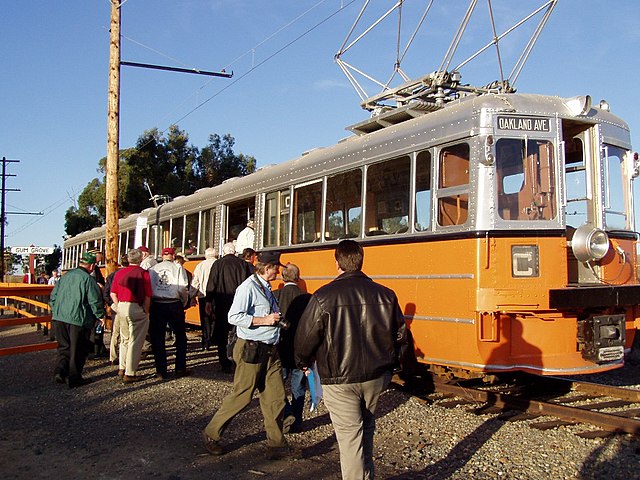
388, 314, 544, 478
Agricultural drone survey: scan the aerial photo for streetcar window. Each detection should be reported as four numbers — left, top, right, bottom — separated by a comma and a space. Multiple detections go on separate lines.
415, 150, 432, 232
437, 143, 469, 226
565, 136, 588, 228
198, 209, 213, 254
326, 169, 362, 240
185, 213, 198, 255
172, 216, 184, 251
160, 220, 170, 249
293, 181, 322, 244
365, 156, 410, 236
119, 232, 126, 258
149, 225, 158, 256
496, 138, 556, 221
604, 145, 628, 229
264, 189, 290, 247
126, 230, 135, 255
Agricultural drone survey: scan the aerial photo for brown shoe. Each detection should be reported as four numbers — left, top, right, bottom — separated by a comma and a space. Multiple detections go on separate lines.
122, 375, 143, 384
117, 369, 125, 377
202, 432, 223, 455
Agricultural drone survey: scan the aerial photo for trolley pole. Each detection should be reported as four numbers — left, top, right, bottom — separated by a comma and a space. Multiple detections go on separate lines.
105, 0, 121, 277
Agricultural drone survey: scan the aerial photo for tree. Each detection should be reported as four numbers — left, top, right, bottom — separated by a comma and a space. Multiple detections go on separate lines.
43, 245, 62, 275
65, 128, 256, 236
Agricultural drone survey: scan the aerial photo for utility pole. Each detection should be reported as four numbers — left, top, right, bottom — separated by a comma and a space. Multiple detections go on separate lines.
105, 0, 121, 277
103, 3, 231, 276
0, 157, 19, 281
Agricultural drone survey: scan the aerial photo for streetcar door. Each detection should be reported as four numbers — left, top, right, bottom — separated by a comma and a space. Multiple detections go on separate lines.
223, 198, 256, 251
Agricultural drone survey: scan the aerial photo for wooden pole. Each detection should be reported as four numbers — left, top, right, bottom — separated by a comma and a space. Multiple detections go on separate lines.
105, 1, 121, 277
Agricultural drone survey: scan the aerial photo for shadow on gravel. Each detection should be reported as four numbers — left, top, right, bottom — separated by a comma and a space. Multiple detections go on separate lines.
578, 435, 640, 479
385, 416, 507, 480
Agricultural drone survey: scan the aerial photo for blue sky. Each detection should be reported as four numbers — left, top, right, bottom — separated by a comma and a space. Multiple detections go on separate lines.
1, 1, 640, 249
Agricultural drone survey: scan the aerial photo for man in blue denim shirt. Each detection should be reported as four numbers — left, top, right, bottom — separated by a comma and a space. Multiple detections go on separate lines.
202, 251, 293, 460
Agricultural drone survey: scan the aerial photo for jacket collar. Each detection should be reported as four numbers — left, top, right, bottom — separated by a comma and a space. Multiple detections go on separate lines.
334, 270, 369, 282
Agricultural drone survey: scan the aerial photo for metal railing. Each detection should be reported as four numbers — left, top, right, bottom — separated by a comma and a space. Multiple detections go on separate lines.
0, 283, 56, 356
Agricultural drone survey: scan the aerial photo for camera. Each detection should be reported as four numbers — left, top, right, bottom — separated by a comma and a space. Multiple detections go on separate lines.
275, 315, 290, 330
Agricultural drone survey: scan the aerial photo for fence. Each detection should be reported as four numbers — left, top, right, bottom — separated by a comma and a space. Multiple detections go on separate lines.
0, 283, 55, 355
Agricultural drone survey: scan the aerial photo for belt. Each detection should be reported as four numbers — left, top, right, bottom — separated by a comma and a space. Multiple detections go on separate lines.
243, 338, 277, 350
152, 297, 180, 303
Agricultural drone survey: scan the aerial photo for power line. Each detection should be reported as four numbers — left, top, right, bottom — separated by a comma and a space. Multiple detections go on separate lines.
167, 0, 358, 132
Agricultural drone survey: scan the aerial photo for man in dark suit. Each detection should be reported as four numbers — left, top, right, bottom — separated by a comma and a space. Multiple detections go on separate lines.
274, 263, 311, 433
205, 242, 252, 372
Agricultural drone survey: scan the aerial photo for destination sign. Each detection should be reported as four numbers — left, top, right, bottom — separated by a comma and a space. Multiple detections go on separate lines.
10, 246, 55, 255
497, 116, 551, 132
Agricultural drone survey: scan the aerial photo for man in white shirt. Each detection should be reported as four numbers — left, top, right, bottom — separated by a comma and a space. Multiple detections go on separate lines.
149, 247, 190, 379
191, 247, 217, 351
235, 220, 255, 254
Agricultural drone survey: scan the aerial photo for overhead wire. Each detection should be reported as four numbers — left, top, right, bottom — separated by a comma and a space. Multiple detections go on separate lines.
121, 0, 357, 150
168, 0, 358, 128
7, 188, 82, 240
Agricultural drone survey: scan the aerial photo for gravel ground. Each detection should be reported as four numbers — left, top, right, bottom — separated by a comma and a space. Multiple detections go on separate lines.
1, 324, 639, 480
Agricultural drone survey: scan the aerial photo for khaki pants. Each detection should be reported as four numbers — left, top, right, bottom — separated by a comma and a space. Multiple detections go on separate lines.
322, 373, 391, 480
109, 312, 121, 363
204, 338, 286, 448
118, 302, 150, 376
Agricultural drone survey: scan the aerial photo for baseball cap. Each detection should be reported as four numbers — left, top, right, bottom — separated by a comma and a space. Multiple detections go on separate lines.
80, 252, 97, 265
257, 251, 284, 266
162, 247, 176, 256
138, 246, 149, 253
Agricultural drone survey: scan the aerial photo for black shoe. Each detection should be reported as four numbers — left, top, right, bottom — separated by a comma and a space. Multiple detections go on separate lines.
220, 364, 233, 374
265, 444, 298, 461
202, 432, 224, 455
54, 373, 66, 384
155, 372, 169, 380
175, 369, 192, 378
68, 377, 93, 389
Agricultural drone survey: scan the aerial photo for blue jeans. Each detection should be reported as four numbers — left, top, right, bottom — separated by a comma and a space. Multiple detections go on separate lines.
281, 367, 307, 427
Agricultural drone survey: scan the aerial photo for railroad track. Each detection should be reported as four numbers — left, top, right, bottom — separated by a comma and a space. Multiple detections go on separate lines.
393, 374, 640, 438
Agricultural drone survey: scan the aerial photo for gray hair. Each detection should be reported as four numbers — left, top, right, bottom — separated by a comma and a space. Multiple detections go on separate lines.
222, 242, 236, 255
204, 247, 217, 259
282, 263, 300, 283
127, 248, 143, 265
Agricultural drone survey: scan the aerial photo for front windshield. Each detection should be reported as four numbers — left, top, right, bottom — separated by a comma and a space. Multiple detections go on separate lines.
496, 138, 557, 221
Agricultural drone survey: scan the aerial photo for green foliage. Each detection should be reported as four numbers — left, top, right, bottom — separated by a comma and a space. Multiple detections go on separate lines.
64, 127, 256, 236
42, 245, 62, 275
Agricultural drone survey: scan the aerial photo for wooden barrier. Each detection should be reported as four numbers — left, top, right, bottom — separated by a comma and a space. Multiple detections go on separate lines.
0, 284, 56, 356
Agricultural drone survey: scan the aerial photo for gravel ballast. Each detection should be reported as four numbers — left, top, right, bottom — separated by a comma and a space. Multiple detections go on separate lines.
1, 324, 639, 479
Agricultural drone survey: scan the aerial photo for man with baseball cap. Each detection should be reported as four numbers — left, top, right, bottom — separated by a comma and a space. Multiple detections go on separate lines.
138, 245, 157, 270
50, 252, 106, 388
203, 250, 293, 459
149, 247, 191, 379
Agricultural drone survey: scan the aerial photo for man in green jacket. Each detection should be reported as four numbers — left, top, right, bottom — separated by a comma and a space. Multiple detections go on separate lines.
50, 252, 106, 388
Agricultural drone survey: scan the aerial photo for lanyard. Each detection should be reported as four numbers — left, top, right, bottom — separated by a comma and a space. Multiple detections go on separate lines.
252, 273, 279, 314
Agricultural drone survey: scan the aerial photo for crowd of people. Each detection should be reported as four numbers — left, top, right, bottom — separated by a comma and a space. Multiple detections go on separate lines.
48, 237, 407, 480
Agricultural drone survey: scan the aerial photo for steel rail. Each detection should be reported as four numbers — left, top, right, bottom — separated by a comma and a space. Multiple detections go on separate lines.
431, 381, 640, 436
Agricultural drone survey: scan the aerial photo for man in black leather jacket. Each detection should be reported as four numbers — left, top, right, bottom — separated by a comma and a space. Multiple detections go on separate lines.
294, 240, 406, 480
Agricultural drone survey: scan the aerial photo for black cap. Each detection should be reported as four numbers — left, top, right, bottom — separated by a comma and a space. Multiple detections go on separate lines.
257, 251, 284, 266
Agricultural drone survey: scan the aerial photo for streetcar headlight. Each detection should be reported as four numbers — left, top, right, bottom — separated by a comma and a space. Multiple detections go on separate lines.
571, 225, 610, 263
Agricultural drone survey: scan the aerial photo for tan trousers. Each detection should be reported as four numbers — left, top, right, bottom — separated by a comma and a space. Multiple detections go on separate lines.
117, 302, 150, 376
109, 312, 121, 363
204, 338, 286, 448
322, 373, 391, 480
